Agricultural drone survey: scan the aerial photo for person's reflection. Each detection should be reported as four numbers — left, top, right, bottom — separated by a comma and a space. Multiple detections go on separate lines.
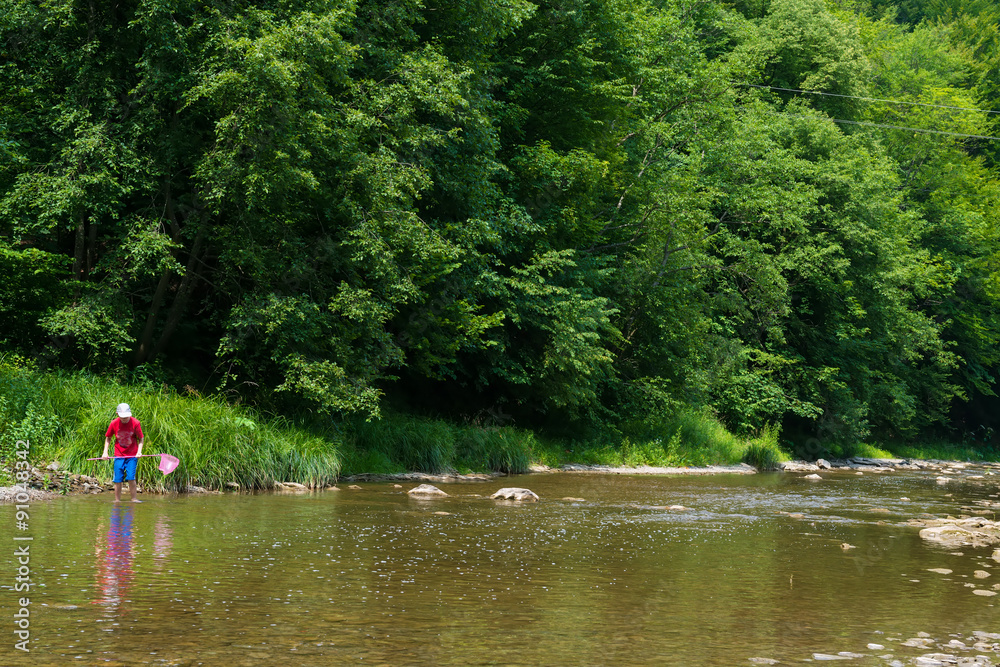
94, 504, 135, 614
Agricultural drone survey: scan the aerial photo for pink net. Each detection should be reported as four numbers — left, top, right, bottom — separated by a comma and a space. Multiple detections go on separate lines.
158, 454, 180, 475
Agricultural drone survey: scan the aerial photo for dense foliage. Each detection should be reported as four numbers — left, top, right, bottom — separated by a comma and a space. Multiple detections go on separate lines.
2, 0, 998, 455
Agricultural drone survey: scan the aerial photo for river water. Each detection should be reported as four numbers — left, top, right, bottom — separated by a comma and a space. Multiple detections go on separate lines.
3, 467, 999, 665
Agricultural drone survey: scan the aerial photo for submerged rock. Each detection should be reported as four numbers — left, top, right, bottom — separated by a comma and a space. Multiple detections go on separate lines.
408, 484, 448, 497
916, 517, 1000, 548
491, 487, 539, 502
914, 656, 952, 667
902, 637, 935, 648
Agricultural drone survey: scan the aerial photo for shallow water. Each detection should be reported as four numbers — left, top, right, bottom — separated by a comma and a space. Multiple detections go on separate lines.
2, 468, 999, 665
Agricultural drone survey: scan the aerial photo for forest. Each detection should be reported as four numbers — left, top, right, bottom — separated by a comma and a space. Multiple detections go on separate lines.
2, 0, 999, 478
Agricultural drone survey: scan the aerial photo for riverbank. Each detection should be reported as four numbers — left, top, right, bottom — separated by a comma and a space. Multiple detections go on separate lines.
7, 360, 999, 495
5, 456, 998, 501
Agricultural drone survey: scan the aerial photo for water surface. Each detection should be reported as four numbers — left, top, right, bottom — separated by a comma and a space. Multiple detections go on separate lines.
3, 468, 999, 665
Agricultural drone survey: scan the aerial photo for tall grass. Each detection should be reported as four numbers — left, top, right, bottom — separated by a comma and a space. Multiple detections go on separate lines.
0, 355, 62, 467
454, 426, 534, 473
341, 413, 535, 475
532, 409, 790, 470
740, 424, 786, 470
1, 358, 342, 490
615, 408, 746, 466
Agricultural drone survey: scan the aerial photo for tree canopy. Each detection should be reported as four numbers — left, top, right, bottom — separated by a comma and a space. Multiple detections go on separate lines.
2, 0, 998, 449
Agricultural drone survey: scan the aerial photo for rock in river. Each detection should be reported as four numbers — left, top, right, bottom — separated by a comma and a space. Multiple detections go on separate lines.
408, 484, 448, 497
914, 517, 1000, 548
491, 487, 540, 502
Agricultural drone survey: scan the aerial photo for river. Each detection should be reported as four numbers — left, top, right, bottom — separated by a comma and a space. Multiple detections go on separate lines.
3, 467, 999, 665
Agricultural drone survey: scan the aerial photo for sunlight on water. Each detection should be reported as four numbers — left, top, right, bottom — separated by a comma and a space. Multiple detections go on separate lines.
3, 469, 998, 665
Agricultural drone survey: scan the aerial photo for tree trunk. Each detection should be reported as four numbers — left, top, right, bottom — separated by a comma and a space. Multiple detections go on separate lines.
132, 181, 183, 367
132, 266, 173, 366
72, 215, 86, 280
85, 219, 98, 277
149, 226, 204, 362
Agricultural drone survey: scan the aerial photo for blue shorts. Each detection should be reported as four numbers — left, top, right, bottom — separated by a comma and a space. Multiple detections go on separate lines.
113, 457, 138, 483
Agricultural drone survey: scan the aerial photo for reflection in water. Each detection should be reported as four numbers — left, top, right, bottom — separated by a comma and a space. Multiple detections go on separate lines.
93, 505, 135, 614
152, 515, 172, 570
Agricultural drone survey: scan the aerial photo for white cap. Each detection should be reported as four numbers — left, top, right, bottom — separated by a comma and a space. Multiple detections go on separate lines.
116, 403, 132, 418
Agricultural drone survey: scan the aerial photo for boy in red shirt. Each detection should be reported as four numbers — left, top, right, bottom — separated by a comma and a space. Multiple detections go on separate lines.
103, 403, 145, 502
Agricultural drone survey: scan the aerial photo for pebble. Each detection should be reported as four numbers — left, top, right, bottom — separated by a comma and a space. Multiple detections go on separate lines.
903, 638, 934, 647
867, 643, 885, 650
928, 568, 953, 575
974, 570, 991, 578
973, 589, 997, 596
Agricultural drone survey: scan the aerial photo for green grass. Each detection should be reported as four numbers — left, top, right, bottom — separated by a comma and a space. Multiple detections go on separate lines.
1, 356, 342, 491
740, 424, 787, 470
534, 410, 790, 470
339, 413, 535, 475
862, 440, 998, 462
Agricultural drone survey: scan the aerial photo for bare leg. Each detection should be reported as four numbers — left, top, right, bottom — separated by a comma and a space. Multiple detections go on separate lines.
113, 482, 122, 502
129, 480, 140, 503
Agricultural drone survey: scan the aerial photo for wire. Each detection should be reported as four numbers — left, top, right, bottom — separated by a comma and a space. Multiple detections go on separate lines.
779, 113, 1000, 141
740, 83, 1000, 115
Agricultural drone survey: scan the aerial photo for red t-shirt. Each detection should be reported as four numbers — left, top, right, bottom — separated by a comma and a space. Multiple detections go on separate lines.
105, 417, 144, 457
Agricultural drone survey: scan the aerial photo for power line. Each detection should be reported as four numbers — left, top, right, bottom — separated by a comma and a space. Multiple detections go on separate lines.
779, 112, 1000, 141
741, 83, 1000, 115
